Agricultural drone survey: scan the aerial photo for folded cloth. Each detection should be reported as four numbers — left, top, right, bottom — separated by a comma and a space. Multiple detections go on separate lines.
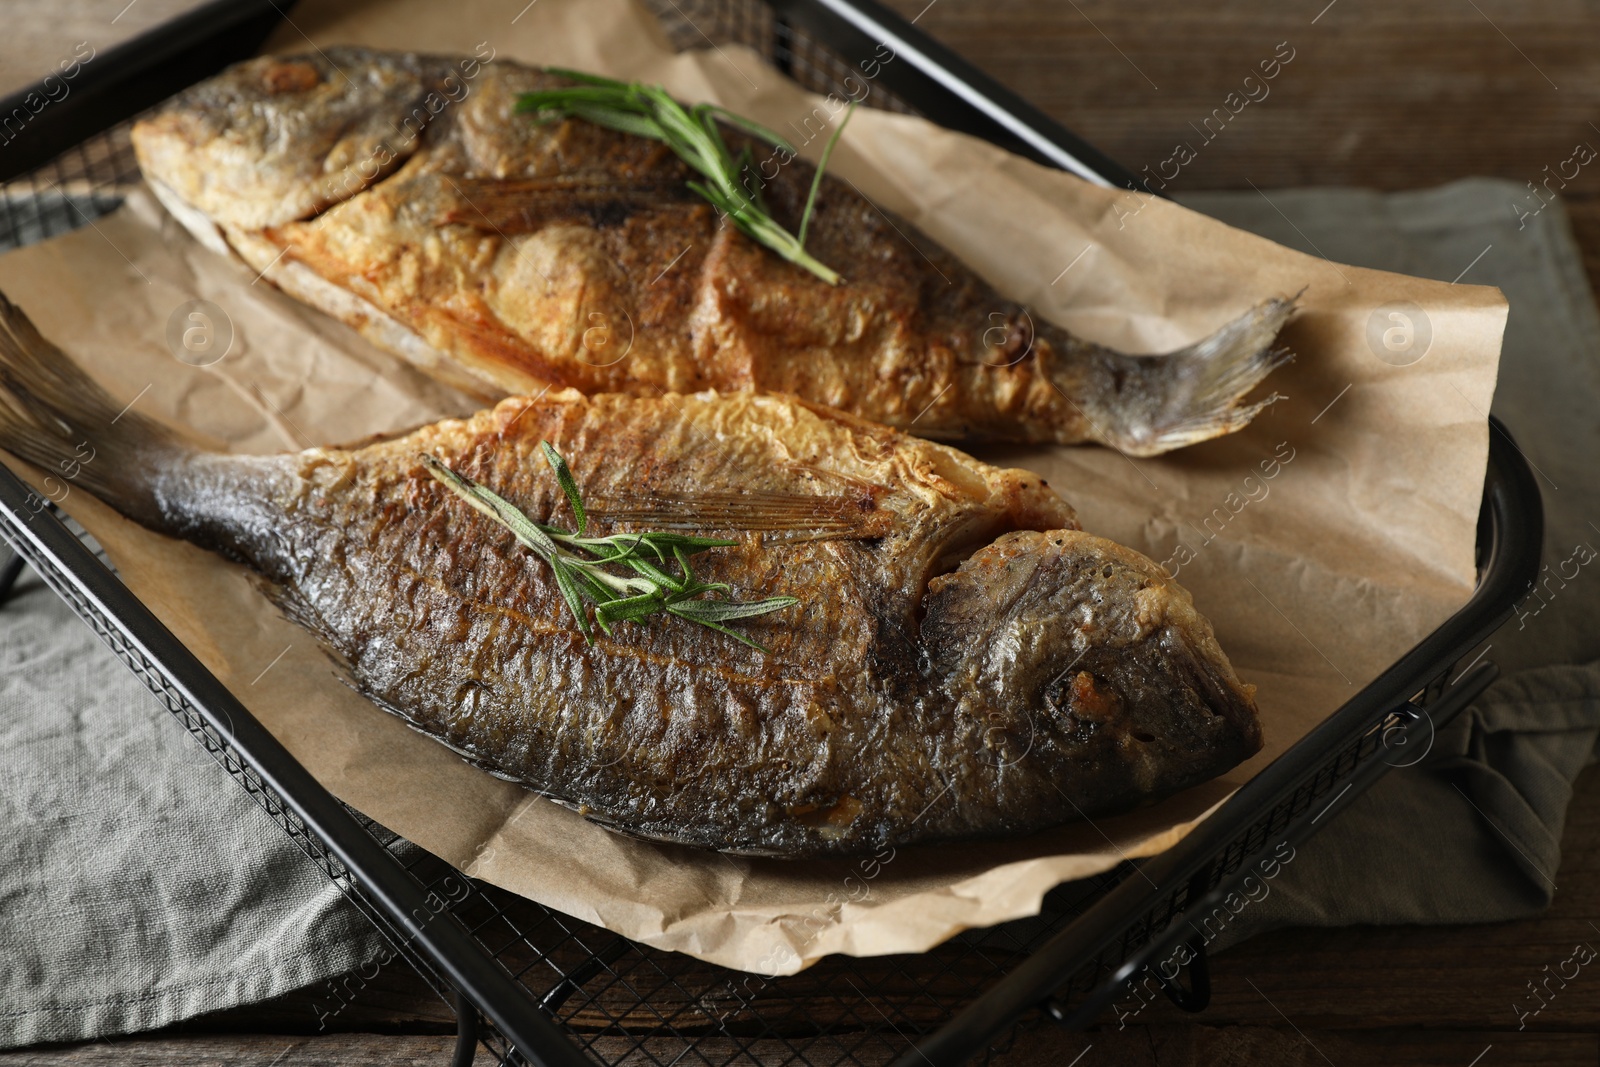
1179, 178, 1600, 940
0, 566, 385, 1049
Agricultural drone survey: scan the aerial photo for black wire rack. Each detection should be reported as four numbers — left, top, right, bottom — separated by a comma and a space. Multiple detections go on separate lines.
0, 1, 1545, 1065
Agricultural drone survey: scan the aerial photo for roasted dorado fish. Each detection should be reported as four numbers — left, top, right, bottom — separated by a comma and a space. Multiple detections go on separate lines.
132, 48, 1294, 457
0, 295, 1261, 856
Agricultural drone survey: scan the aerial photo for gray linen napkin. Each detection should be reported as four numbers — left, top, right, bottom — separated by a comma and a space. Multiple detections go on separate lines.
1179, 178, 1600, 937
0, 567, 385, 1048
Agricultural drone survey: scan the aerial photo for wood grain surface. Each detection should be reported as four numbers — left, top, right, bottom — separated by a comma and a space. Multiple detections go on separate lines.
4, 2, 1597, 1065
883, 0, 1599, 193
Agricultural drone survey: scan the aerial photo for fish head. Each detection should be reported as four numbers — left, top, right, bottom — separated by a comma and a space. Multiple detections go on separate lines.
132, 48, 452, 230
923, 529, 1262, 809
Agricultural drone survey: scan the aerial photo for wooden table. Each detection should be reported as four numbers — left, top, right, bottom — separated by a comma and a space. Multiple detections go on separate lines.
5, 2, 1599, 1064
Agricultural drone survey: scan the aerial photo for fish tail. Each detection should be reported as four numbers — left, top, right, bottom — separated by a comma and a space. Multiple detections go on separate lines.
1055, 295, 1296, 457
0, 290, 192, 529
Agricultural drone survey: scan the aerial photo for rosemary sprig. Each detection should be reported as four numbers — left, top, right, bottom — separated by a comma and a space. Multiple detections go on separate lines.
515, 69, 855, 285
420, 445, 797, 651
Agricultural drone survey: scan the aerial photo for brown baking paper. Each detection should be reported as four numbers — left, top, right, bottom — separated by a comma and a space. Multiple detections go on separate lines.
0, 0, 1504, 974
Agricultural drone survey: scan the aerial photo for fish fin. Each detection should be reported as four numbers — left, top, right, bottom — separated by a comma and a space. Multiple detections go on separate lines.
590, 489, 890, 540
0, 290, 190, 528
438, 175, 692, 234
1060, 295, 1297, 457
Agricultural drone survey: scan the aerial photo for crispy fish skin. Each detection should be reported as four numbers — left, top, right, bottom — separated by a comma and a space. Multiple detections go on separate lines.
0, 294, 1261, 856
131, 53, 436, 230
132, 48, 1295, 456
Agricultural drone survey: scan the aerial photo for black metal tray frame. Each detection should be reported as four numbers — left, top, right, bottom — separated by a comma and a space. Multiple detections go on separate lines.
0, 1, 1544, 1064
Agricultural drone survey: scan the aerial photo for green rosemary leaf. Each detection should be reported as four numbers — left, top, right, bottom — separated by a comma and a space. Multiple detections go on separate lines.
568, 103, 664, 142
616, 553, 685, 594
671, 544, 699, 579
572, 533, 683, 592
666, 595, 799, 623
695, 104, 735, 164
566, 532, 649, 566
512, 85, 634, 109
596, 591, 667, 626
565, 560, 623, 604
421, 449, 796, 649
799, 101, 856, 246
541, 440, 587, 536
484, 484, 566, 560
417, 454, 502, 523
550, 557, 597, 641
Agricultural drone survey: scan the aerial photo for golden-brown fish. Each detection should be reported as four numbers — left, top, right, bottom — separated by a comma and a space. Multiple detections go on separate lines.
0, 295, 1261, 855
132, 48, 1294, 457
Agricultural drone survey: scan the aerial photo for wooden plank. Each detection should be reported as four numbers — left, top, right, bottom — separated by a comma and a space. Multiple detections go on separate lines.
998, 1023, 1597, 1067
878, 0, 1600, 194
